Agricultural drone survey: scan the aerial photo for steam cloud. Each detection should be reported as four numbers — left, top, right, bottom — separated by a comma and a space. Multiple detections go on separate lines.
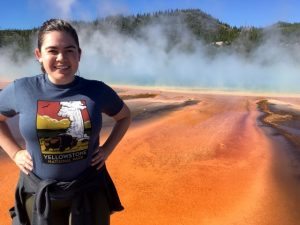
0, 17, 300, 93
50, 0, 77, 19
97, 0, 129, 18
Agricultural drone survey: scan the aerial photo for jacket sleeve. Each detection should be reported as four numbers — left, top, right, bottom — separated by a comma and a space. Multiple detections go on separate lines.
10, 172, 28, 225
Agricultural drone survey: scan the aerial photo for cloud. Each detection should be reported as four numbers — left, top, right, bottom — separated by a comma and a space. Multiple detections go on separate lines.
47, 0, 77, 19
96, 0, 129, 17
27, 0, 78, 20
37, 115, 70, 130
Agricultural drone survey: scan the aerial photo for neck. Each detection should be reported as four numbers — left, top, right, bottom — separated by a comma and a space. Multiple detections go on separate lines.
47, 75, 75, 85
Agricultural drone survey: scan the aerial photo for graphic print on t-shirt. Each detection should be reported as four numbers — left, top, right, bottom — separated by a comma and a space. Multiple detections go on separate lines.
36, 100, 91, 164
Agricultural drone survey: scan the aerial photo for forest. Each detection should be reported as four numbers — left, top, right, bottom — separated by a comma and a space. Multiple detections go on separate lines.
1, 9, 300, 56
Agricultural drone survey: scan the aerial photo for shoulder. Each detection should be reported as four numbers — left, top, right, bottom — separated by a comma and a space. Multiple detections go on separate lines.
1, 75, 39, 92
14, 74, 44, 88
78, 77, 104, 86
78, 77, 116, 92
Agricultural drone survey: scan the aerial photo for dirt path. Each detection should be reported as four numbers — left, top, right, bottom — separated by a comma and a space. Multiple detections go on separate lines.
1, 94, 300, 225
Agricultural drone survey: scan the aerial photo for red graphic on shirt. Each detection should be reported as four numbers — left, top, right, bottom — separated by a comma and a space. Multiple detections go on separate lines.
36, 100, 91, 164
38, 101, 90, 122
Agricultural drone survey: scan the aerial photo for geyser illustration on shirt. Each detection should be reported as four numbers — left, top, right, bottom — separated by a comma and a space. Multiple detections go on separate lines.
36, 100, 91, 164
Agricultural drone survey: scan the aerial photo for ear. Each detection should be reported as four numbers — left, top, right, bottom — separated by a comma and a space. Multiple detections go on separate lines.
34, 48, 42, 62
78, 48, 82, 62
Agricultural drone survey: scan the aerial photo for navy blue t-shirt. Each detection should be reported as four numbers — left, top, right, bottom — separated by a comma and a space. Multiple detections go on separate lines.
0, 74, 123, 181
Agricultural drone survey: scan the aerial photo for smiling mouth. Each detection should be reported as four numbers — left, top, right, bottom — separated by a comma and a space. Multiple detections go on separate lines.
55, 65, 70, 70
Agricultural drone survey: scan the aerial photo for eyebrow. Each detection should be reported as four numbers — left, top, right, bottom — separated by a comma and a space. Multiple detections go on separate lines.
45, 45, 77, 50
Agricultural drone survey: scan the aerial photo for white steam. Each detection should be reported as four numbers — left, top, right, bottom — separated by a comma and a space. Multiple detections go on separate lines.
27, 0, 77, 20
50, 0, 77, 19
0, 45, 39, 80
78, 20, 300, 93
0, 18, 300, 93
96, 0, 129, 18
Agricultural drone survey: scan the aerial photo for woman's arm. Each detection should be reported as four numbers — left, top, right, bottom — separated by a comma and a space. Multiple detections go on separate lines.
0, 114, 33, 174
91, 103, 131, 169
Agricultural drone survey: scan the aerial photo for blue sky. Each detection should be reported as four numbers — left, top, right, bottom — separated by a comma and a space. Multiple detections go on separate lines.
1, 0, 300, 29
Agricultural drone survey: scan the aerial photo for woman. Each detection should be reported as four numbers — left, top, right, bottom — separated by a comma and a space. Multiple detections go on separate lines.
0, 19, 131, 225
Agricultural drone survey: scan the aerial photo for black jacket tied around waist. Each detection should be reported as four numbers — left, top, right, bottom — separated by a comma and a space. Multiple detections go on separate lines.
9, 165, 124, 225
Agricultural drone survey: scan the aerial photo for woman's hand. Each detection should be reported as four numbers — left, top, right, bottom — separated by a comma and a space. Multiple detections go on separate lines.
12, 150, 33, 175
91, 147, 110, 170
0, 118, 33, 174
91, 103, 131, 170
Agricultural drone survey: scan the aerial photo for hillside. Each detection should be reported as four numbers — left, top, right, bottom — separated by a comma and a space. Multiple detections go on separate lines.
0, 9, 300, 56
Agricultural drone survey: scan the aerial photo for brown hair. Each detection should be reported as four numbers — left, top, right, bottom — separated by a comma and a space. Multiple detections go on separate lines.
37, 19, 81, 73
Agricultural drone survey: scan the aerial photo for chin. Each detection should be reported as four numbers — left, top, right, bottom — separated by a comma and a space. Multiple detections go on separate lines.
49, 73, 75, 84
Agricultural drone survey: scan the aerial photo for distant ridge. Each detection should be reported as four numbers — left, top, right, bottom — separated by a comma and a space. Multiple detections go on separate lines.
0, 8, 300, 55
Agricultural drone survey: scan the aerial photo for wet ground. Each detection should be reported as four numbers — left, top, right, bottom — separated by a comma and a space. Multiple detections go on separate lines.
1, 89, 300, 225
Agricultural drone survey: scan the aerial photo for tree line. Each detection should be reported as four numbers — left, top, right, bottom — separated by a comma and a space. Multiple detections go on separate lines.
1, 9, 300, 56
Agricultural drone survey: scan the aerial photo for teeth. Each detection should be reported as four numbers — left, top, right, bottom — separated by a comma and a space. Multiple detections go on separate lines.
56, 66, 69, 69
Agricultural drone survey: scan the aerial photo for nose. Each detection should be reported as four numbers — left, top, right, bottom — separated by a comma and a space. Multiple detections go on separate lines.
56, 52, 65, 61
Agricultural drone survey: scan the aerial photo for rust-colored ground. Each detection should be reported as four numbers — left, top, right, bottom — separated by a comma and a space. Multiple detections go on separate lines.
1, 89, 300, 225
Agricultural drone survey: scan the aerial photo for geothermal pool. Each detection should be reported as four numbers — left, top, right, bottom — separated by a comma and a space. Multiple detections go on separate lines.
1, 87, 300, 225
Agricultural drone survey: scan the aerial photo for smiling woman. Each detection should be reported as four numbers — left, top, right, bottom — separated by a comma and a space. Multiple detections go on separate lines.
34, 20, 82, 85
0, 19, 131, 225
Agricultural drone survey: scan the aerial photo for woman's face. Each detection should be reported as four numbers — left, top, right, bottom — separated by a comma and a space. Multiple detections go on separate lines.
35, 31, 81, 85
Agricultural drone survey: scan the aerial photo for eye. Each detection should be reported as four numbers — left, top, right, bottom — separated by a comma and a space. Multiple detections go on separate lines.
66, 49, 76, 53
48, 49, 58, 54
